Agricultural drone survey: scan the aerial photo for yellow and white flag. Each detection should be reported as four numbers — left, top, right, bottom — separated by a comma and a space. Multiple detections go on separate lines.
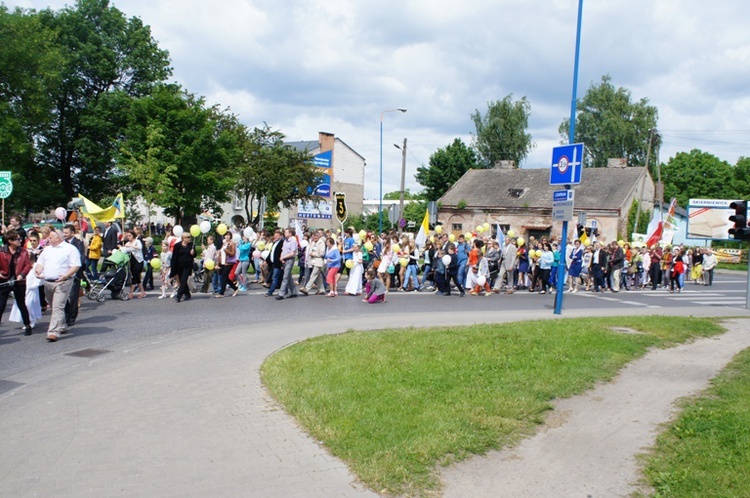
415, 210, 429, 248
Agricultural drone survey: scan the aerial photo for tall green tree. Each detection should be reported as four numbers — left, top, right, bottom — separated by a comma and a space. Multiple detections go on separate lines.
232, 124, 322, 226
733, 157, 750, 200
661, 149, 737, 207
118, 84, 239, 224
559, 75, 659, 169
416, 138, 478, 201
471, 94, 534, 168
37, 0, 171, 200
0, 6, 62, 211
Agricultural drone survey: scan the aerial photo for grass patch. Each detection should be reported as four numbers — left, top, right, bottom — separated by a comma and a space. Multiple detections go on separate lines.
642, 346, 750, 497
261, 316, 724, 496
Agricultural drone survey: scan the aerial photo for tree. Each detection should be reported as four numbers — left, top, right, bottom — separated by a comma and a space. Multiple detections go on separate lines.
416, 138, 478, 201
471, 94, 534, 168
559, 75, 659, 169
383, 189, 424, 201
661, 149, 737, 207
0, 6, 63, 211
118, 84, 239, 224
232, 123, 323, 226
733, 157, 750, 200
37, 0, 171, 200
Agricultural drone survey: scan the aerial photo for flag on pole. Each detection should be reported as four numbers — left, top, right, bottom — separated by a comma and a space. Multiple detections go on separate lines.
415, 210, 429, 248
113, 193, 124, 218
646, 221, 663, 248
78, 194, 119, 224
495, 224, 505, 247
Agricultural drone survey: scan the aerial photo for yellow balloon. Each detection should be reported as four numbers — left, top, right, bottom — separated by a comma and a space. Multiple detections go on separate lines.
448, 234, 456, 242
617, 240, 625, 247
399, 257, 408, 267
583, 239, 591, 247
364, 241, 374, 252
517, 237, 525, 246
483, 222, 490, 231
476, 225, 484, 233
190, 224, 201, 237
435, 225, 443, 234
204, 259, 215, 271
255, 241, 265, 250
429, 235, 435, 243
536, 250, 543, 258
358, 230, 366, 239
150, 258, 161, 270
345, 259, 354, 269
391, 243, 400, 253
465, 232, 473, 240
507, 230, 515, 238
217, 223, 228, 235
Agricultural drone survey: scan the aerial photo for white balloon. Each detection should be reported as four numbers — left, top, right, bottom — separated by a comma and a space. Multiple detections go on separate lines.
173, 225, 184, 237
261, 250, 270, 259
200, 220, 211, 234
232, 232, 241, 244
442, 254, 451, 265
243, 227, 255, 239
477, 275, 486, 286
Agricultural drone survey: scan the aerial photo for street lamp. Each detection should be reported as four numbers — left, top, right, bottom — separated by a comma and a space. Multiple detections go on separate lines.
379, 108, 407, 233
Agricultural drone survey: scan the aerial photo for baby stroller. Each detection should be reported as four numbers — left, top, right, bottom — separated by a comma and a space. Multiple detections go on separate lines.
87, 249, 131, 302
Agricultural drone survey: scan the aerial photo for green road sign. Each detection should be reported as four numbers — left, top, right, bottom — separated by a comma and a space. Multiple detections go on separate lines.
0, 172, 13, 199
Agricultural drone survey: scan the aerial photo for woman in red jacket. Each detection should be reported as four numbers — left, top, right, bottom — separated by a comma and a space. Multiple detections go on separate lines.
0, 229, 33, 335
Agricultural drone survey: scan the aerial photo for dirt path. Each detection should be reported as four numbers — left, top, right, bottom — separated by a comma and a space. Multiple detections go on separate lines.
441, 319, 750, 497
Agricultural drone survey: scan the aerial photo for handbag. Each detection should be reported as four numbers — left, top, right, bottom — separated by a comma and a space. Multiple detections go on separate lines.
387, 264, 395, 274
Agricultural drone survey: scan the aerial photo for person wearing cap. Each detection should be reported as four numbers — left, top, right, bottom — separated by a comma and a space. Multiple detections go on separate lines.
34, 229, 81, 342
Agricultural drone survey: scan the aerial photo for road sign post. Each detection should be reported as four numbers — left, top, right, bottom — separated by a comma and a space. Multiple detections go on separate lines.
550, 145, 584, 316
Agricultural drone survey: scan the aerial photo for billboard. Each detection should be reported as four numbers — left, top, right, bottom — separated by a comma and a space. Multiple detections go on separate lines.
687, 199, 736, 240
298, 150, 333, 219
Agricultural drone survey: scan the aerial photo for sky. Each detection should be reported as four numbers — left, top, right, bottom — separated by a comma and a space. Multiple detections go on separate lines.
5, 0, 750, 199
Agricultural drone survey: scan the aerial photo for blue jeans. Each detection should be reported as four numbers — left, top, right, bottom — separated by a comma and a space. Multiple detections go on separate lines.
211, 270, 221, 293
87, 258, 99, 280
403, 265, 419, 290
457, 260, 468, 287
266, 267, 283, 295
420, 264, 432, 287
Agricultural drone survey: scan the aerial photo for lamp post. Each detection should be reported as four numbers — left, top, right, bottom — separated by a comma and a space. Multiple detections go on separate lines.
379, 108, 407, 234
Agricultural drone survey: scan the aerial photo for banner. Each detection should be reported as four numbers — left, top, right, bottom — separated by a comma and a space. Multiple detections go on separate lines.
298, 150, 333, 220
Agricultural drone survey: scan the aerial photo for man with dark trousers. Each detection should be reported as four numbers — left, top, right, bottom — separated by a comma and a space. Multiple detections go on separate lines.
62, 224, 85, 327
591, 241, 608, 292
264, 229, 284, 297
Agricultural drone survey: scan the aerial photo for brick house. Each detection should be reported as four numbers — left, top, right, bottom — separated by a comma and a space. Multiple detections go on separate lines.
437, 164, 655, 243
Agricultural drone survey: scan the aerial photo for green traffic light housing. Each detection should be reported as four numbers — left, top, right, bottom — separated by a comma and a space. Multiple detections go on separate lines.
729, 200, 749, 240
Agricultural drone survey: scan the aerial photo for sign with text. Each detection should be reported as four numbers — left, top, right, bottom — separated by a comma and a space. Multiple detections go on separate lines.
552, 190, 575, 221
298, 150, 333, 219
335, 192, 347, 224
687, 198, 736, 240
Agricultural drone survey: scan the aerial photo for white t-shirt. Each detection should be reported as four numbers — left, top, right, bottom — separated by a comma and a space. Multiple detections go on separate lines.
36, 242, 81, 280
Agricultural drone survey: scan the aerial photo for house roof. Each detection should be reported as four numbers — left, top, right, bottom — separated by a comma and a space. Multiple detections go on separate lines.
285, 138, 366, 162
438, 167, 650, 211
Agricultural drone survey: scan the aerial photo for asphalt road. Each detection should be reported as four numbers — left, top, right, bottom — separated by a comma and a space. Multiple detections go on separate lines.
1, 272, 747, 381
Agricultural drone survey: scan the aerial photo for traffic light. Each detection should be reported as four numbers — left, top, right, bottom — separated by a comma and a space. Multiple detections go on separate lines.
729, 200, 749, 240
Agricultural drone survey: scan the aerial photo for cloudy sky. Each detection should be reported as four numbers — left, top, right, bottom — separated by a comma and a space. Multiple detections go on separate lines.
6, 0, 750, 198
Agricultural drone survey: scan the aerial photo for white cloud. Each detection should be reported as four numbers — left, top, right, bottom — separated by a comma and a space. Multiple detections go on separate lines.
6, 0, 750, 197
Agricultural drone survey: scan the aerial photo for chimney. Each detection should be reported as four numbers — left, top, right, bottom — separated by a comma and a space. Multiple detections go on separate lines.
493, 160, 516, 169
607, 158, 627, 168
319, 132, 335, 153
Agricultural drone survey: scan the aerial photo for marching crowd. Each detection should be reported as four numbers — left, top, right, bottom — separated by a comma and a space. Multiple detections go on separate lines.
0, 215, 724, 343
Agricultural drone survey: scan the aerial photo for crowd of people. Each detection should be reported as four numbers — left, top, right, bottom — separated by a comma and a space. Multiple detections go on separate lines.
0, 214, 726, 342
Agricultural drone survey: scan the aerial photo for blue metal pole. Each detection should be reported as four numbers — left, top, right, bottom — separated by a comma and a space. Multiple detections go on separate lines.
555, 0, 583, 316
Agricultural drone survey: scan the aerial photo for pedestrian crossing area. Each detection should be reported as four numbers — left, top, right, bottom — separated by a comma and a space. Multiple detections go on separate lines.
575, 285, 747, 309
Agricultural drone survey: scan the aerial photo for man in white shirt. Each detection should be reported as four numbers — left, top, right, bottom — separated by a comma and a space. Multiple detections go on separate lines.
35, 229, 81, 342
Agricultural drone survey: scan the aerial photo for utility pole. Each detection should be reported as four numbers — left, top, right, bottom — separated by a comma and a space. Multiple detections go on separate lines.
634, 128, 656, 235
397, 138, 407, 234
